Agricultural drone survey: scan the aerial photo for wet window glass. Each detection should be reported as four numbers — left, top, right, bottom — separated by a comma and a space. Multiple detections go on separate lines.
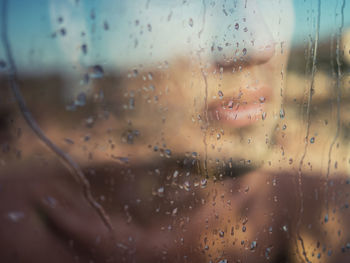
1, 0, 350, 262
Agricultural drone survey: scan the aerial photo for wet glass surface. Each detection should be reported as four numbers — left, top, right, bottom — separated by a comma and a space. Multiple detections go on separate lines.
1, 0, 350, 262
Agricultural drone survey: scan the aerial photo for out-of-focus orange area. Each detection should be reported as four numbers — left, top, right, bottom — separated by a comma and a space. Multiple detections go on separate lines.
1, 34, 350, 174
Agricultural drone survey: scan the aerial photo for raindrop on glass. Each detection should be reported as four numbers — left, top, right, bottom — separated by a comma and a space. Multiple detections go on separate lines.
250, 241, 257, 250
81, 44, 88, 55
7, 211, 25, 222
88, 65, 104, 79
200, 179, 207, 188
259, 97, 266, 103
164, 149, 172, 158
279, 108, 285, 119
60, 28, 66, 36
218, 90, 224, 98
157, 187, 164, 197
0, 60, 6, 69
75, 92, 86, 106
103, 21, 109, 30
324, 214, 329, 223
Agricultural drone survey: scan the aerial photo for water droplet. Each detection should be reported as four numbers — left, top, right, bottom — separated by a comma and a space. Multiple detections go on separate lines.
262, 112, 267, 120
242, 48, 247, 55
310, 137, 315, 144
81, 73, 89, 85
0, 59, 6, 68
90, 9, 95, 20
147, 24, 152, 32
64, 138, 74, 144
218, 90, 224, 98
85, 116, 94, 127
269, 226, 273, 233
259, 97, 266, 103
60, 28, 66, 36
279, 108, 285, 119
184, 181, 191, 191
172, 207, 178, 216
227, 100, 234, 109
242, 226, 246, 232
188, 18, 194, 27
7, 211, 25, 222
157, 187, 164, 197
44, 196, 57, 208
164, 149, 172, 158
129, 98, 135, 109
88, 65, 104, 79
75, 92, 86, 106
219, 230, 224, 237
81, 44, 88, 55
324, 214, 329, 223
218, 260, 227, 263
216, 133, 221, 140
282, 225, 288, 232
111, 156, 129, 164
235, 23, 239, 30
200, 179, 207, 188
103, 21, 109, 30
265, 247, 272, 259
250, 241, 257, 250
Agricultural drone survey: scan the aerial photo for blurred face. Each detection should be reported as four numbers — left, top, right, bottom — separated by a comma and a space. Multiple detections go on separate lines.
47, 0, 295, 170
103, 0, 295, 171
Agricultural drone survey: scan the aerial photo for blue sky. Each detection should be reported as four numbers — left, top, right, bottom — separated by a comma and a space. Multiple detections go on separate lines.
1, 0, 349, 75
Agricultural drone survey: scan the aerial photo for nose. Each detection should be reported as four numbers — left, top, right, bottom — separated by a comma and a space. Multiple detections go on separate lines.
210, 0, 276, 67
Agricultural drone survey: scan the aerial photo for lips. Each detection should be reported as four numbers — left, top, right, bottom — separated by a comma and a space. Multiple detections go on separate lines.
208, 86, 271, 128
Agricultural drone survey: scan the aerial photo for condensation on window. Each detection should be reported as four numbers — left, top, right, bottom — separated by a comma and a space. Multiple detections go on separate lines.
1, 0, 350, 262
